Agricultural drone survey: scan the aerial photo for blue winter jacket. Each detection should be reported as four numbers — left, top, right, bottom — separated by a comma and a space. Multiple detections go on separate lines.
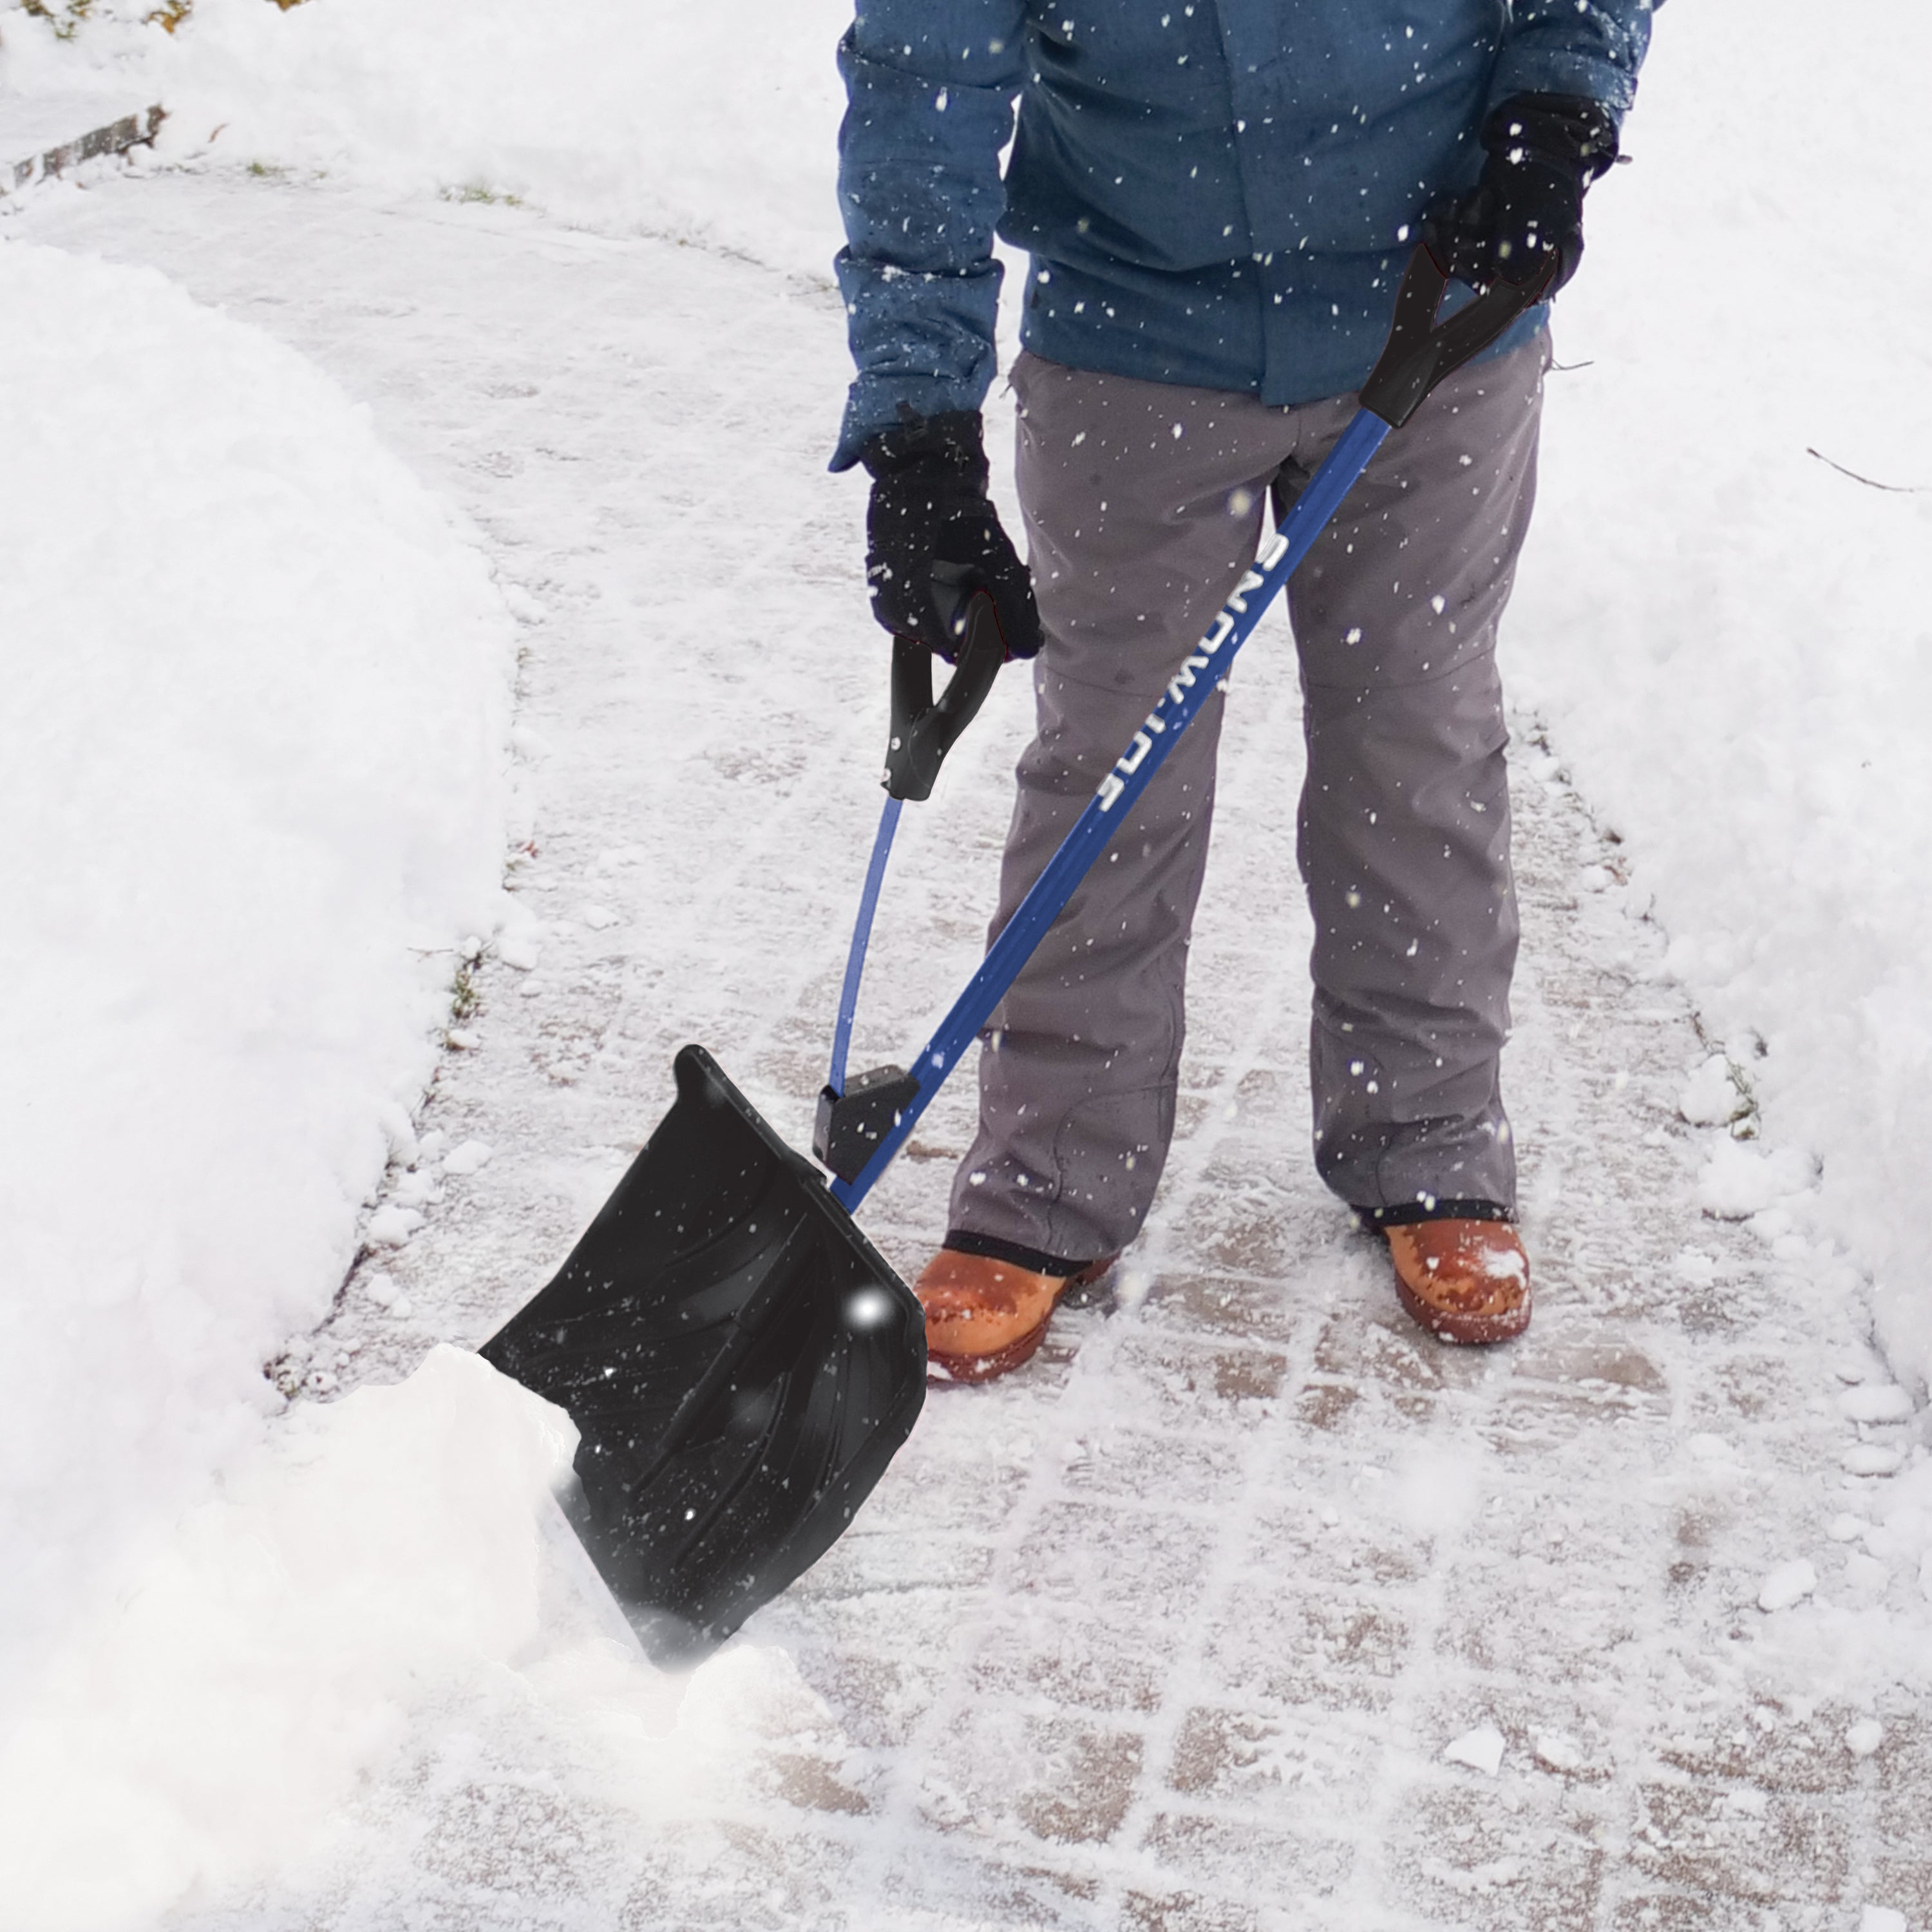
832, 0, 1652, 468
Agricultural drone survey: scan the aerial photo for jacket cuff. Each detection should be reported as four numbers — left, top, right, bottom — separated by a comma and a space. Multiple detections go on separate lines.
829, 245, 1004, 471
1486, 49, 1639, 124
832, 379, 996, 473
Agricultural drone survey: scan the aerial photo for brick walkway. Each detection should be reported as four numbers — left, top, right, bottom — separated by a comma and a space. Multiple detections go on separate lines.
21, 167, 1926, 1932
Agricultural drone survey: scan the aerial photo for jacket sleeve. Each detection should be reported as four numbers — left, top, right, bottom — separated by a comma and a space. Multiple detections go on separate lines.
1488, 0, 1655, 122
830, 3, 1028, 471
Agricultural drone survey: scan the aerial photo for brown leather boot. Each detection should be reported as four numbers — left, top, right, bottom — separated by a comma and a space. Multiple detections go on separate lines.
914, 1248, 1120, 1383
1385, 1218, 1531, 1345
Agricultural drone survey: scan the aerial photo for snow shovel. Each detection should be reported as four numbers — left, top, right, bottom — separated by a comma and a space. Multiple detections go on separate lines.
480, 243, 1553, 1659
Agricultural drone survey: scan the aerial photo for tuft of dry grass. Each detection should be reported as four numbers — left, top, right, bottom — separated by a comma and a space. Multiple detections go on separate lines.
22, 0, 309, 37
21, 0, 95, 41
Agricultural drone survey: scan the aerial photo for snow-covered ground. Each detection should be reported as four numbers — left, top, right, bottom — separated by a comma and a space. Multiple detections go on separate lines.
1508, 0, 1932, 1396
1, 0, 1929, 1925
1, 0, 853, 276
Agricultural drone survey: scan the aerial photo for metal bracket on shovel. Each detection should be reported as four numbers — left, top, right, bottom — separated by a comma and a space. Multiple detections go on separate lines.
480, 245, 1553, 1659
814, 1061, 922, 1183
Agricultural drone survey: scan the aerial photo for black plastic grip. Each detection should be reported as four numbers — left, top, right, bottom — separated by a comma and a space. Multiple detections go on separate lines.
1359, 243, 1558, 430
882, 588, 1006, 802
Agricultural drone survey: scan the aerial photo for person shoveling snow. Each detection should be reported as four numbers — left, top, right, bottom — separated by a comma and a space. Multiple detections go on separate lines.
484, 0, 1654, 1651
830, 0, 1649, 1376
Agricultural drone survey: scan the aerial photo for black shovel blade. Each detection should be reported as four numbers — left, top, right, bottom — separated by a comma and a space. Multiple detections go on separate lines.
478, 1044, 924, 1658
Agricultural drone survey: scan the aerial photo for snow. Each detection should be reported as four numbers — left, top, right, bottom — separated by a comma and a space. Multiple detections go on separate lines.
0, 1350, 578, 1928
493, 929, 541, 972
1441, 1721, 1506, 1777
1756, 1558, 1819, 1615
2, 0, 853, 279
1841, 1384, 1917, 1426
0, 86, 151, 155
0, 1346, 838, 1932
0, 235, 513, 1729
364, 1204, 425, 1247
1676, 1052, 1747, 1130
1846, 1718, 1886, 1759
1512, 0, 1932, 1394
1693, 1136, 1817, 1222
439, 1137, 494, 1177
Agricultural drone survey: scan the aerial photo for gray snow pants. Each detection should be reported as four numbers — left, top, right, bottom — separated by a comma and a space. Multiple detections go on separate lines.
947, 330, 1549, 1270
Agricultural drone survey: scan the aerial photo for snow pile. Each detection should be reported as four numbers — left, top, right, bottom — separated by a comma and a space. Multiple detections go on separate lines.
0, 1345, 840, 1929
1833, 1457, 1932, 1600
1515, 0, 1932, 1391
0, 238, 511, 1713
1, 0, 854, 281
0, 1352, 580, 1929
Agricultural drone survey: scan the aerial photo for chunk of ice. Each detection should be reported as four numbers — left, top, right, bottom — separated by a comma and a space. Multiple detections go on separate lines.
365, 1205, 424, 1248
1839, 1385, 1914, 1425
1443, 1722, 1506, 1776
1756, 1558, 1817, 1613
440, 1139, 494, 1178
1679, 1054, 1742, 1127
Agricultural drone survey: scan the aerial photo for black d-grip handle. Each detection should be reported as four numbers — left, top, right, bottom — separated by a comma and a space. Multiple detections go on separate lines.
1359, 243, 1558, 430
882, 589, 1006, 801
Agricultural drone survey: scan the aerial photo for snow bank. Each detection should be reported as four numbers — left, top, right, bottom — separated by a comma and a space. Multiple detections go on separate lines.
0, 237, 511, 1714
1513, 0, 1932, 1390
0, 0, 854, 281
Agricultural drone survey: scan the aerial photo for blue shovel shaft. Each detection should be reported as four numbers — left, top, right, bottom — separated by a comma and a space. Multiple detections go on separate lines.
830, 405, 1392, 1215
827, 794, 902, 1096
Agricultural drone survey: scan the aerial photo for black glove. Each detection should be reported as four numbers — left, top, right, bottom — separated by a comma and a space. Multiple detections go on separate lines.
1423, 93, 1619, 295
860, 408, 1042, 663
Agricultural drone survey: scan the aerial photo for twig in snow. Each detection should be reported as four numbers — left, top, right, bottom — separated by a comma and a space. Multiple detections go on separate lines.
1804, 447, 1929, 494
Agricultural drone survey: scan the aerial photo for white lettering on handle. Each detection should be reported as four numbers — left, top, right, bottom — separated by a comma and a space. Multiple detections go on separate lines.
1095, 545, 1285, 812
1166, 650, 1211, 705
1223, 565, 1266, 616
